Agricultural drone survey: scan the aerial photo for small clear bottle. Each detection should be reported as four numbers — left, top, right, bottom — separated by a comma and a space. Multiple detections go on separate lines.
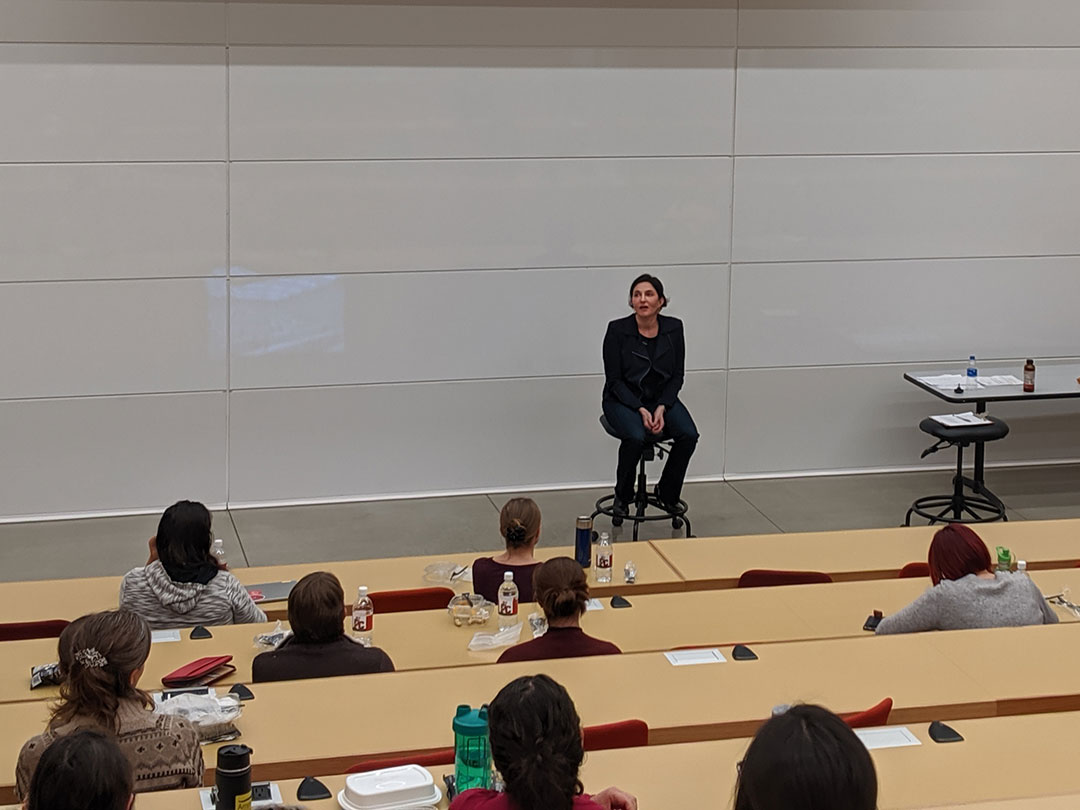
966, 355, 978, 388
595, 532, 613, 583
1017, 559, 1028, 577
352, 585, 374, 646
497, 572, 519, 629
211, 538, 227, 567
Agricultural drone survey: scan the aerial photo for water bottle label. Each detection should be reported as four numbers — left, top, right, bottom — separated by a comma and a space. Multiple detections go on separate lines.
499, 594, 518, 616
352, 609, 372, 632
597, 552, 612, 569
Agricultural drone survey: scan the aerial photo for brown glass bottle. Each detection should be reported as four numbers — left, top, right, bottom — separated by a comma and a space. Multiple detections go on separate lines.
1023, 358, 1035, 393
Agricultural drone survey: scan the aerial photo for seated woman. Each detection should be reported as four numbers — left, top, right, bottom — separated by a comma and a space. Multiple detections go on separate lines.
876, 523, 1058, 635
735, 704, 877, 810
449, 674, 636, 810
25, 729, 133, 810
120, 500, 266, 629
472, 498, 543, 604
498, 557, 620, 663
252, 571, 394, 682
15, 610, 203, 799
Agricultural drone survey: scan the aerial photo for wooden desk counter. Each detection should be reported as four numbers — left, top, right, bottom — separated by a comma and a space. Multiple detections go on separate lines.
651, 518, 1080, 590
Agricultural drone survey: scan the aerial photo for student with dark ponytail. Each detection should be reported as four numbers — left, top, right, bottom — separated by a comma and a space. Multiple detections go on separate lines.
472, 498, 544, 603
15, 610, 203, 799
449, 675, 637, 810
497, 557, 620, 663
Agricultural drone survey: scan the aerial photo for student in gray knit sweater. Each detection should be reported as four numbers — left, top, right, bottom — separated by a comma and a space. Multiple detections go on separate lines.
876, 523, 1058, 635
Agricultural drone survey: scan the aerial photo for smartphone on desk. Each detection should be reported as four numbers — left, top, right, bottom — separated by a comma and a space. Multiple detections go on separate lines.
863, 611, 883, 632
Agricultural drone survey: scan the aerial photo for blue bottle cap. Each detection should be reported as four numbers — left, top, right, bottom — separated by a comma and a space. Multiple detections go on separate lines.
453, 704, 489, 735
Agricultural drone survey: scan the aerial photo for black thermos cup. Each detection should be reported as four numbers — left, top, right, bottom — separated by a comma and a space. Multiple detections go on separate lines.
215, 744, 253, 810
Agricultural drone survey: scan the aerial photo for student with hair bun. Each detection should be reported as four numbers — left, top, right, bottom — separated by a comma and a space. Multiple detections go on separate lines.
497, 557, 620, 663
449, 675, 637, 810
25, 729, 134, 810
472, 498, 544, 604
875, 523, 1057, 635
15, 610, 203, 799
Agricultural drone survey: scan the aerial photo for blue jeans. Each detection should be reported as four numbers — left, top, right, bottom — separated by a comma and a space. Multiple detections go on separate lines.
602, 399, 699, 506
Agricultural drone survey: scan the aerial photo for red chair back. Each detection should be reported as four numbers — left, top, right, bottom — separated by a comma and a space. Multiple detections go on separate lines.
582, 719, 648, 750
0, 619, 70, 642
898, 562, 930, 579
367, 587, 455, 614
737, 569, 833, 588
841, 697, 893, 729
346, 747, 455, 774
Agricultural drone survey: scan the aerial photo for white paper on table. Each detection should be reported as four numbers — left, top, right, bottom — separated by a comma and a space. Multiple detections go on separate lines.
663, 648, 727, 666
916, 374, 973, 389
976, 375, 1022, 386
854, 726, 922, 750
930, 412, 993, 427
151, 629, 181, 643
584, 598, 604, 611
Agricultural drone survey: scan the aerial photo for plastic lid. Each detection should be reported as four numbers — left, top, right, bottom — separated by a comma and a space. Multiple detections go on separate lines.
453, 705, 489, 735
212, 538, 223, 547
1017, 560, 1027, 570
503, 572, 514, 581
996, 546, 1011, 562
358, 585, 368, 596
599, 532, 610, 542
1027, 358, 1034, 363
216, 743, 252, 772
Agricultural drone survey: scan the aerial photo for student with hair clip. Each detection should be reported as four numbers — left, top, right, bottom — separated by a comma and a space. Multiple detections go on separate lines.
120, 499, 266, 629
876, 522, 1057, 635
472, 498, 544, 604
734, 703, 877, 810
15, 610, 203, 799
497, 557, 620, 663
449, 675, 637, 810
25, 729, 134, 810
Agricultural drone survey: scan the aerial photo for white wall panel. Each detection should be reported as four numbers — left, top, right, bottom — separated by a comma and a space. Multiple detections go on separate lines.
228, 4, 735, 47
0, 45, 225, 162
230, 266, 727, 389
736, 49, 1080, 156
729, 257, 1080, 369
732, 154, 1080, 263
0, 393, 226, 519
739, 0, 1080, 47
0, 279, 226, 399
228, 371, 725, 502
0, 163, 226, 282
230, 47, 733, 161
231, 159, 730, 275
0, 0, 224, 44
726, 364, 1080, 476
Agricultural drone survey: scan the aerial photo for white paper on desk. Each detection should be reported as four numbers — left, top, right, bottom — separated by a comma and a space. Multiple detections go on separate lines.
585, 598, 604, 611
976, 375, 1022, 386
855, 726, 922, 750
151, 629, 181, 643
916, 374, 974, 389
930, 412, 993, 427
664, 648, 726, 666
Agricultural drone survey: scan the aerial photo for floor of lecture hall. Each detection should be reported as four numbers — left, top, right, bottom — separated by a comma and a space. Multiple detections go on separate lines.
2, 463, 1080, 583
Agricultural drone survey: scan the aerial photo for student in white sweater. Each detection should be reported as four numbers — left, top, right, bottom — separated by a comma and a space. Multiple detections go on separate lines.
876, 523, 1058, 635
119, 501, 266, 630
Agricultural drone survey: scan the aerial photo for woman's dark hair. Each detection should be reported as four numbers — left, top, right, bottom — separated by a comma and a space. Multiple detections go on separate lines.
488, 675, 585, 810
734, 704, 877, 810
928, 523, 993, 585
52, 610, 153, 732
288, 571, 346, 644
533, 557, 589, 622
156, 500, 216, 584
628, 273, 667, 308
499, 498, 542, 550
27, 729, 133, 810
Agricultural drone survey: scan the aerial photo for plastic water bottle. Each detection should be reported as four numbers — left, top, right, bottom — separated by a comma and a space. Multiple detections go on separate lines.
1017, 560, 1028, 577
966, 355, 978, 388
211, 538, 227, 567
352, 585, 374, 646
995, 546, 1012, 574
497, 572, 519, 629
595, 533, 613, 583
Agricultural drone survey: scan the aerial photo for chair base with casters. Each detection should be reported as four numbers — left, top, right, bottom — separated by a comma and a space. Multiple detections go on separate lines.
592, 415, 692, 542
905, 416, 1010, 526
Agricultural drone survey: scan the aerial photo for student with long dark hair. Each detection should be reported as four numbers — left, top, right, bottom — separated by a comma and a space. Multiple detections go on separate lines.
25, 729, 133, 810
449, 675, 636, 810
15, 610, 203, 798
497, 557, 620, 663
876, 523, 1057, 634
120, 499, 266, 628
472, 498, 544, 603
734, 704, 877, 810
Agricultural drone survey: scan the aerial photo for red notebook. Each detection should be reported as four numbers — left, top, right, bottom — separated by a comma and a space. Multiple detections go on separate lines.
161, 655, 235, 687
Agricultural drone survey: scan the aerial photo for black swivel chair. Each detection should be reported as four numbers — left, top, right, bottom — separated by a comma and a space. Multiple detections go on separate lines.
592, 415, 692, 541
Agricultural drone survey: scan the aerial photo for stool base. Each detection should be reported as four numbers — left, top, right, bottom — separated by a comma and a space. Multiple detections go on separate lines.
905, 475, 1008, 526
592, 493, 692, 542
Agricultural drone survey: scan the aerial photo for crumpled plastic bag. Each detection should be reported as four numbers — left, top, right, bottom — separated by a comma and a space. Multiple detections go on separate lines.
155, 692, 242, 743
30, 662, 62, 690
527, 612, 548, 639
467, 622, 523, 651
423, 561, 472, 585
253, 620, 291, 651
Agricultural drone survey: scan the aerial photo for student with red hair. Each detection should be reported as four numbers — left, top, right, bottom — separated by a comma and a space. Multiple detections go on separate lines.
876, 523, 1058, 634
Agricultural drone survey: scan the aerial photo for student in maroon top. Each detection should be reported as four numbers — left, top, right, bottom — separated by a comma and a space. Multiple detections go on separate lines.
497, 557, 621, 664
448, 675, 637, 810
472, 498, 543, 604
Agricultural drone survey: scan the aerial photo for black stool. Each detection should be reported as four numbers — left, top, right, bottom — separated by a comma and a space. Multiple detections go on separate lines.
592, 415, 692, 541
905, 416, 1010, 525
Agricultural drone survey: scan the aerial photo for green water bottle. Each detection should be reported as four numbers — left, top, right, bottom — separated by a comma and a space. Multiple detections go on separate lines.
995, 546, 1012, 574
453, 704, 491, 792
